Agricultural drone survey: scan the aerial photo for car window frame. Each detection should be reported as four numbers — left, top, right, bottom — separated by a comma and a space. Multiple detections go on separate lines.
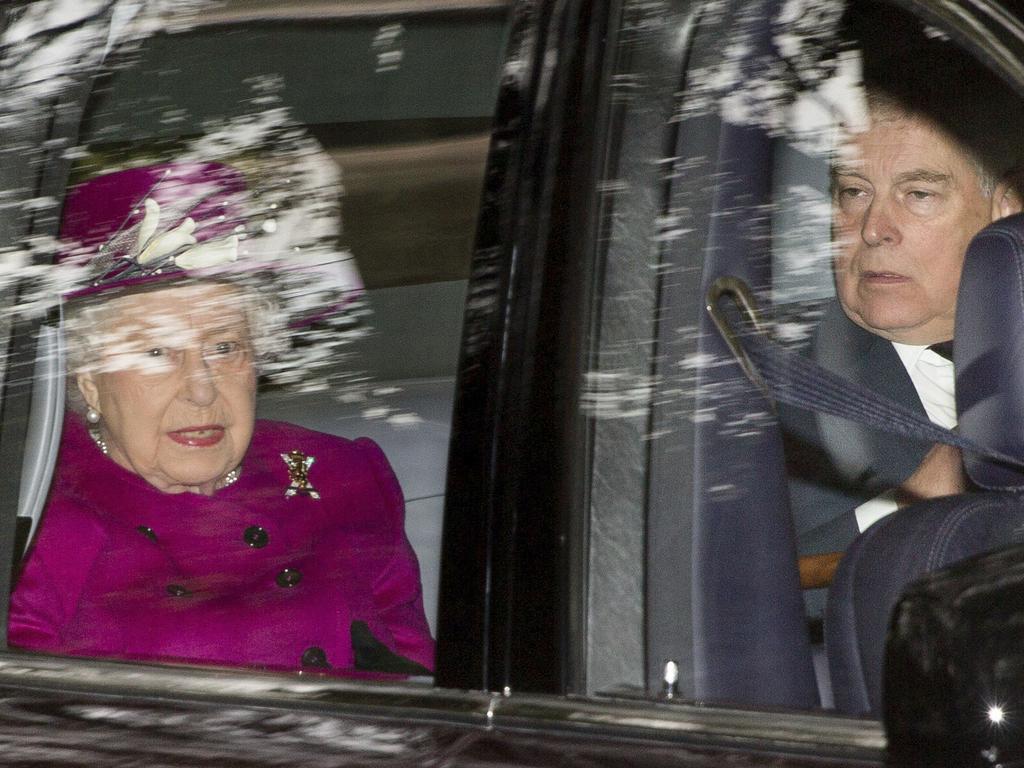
0, 0, 510, 665
439, 0, 1024, 739
0, 0, 1023, 761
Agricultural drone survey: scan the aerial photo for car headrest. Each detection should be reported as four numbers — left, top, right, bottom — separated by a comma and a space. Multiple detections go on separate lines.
956, 212, 1024, 489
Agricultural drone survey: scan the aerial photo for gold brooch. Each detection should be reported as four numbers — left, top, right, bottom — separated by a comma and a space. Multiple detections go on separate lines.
281, 450, 320, 499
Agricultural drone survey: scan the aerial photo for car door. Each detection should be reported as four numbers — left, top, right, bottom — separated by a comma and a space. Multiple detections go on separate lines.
439, 0, 1024, 746
1, 0, 1021, 764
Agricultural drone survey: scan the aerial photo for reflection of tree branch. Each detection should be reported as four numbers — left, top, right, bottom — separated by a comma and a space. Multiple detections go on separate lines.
775, 42, 838, 97
2, 9, 106, 52
0, 0, 115, 70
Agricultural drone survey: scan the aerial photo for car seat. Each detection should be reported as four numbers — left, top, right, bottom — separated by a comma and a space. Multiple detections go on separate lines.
826, 211, 1024, 715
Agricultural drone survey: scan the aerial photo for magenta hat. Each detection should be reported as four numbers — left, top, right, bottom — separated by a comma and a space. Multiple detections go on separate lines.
54, 159, 366, 390
58, 162, 249, 299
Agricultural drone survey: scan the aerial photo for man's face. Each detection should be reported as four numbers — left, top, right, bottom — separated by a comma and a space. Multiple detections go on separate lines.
832, 114, 992, 345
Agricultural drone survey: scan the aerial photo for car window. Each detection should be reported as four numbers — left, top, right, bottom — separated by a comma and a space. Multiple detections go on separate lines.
1, 0, 509, 680
4, 0, 1024, 757
582, 0, 1024, 715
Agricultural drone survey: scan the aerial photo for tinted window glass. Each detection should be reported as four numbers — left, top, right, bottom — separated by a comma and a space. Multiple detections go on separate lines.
583, 0, 1024, 715
3, 1, 508, 681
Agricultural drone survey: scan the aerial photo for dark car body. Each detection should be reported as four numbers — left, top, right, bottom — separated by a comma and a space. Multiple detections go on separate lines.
1, 0, 1024, 764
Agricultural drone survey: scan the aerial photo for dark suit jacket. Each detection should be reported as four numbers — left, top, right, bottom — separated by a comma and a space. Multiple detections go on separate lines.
780, 300, 933, 556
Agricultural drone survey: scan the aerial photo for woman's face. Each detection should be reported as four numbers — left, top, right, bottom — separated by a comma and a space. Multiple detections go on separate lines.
77, 283, 257, 495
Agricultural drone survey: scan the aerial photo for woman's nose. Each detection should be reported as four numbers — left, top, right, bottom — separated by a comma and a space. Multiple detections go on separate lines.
861, 198, 902, 247
180, 349, 216, 406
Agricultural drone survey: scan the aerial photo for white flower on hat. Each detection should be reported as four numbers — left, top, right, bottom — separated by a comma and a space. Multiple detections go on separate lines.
175, 235, 239, 269
134, 198, 238, 268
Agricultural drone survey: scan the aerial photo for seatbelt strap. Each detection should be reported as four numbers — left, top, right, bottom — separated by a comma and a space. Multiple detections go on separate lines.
707, 279, 1024, 472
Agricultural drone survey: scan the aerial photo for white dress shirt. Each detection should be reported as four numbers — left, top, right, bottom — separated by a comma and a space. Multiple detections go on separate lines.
853, 342, 956, 532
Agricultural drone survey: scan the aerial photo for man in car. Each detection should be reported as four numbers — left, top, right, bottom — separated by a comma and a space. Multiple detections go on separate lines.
784, 75, 1024, 563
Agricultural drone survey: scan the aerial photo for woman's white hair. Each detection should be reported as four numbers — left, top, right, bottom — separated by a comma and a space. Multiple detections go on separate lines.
63, 278, 283, 414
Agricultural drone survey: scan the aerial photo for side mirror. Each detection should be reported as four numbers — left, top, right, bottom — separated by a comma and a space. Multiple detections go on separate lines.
884, 541, 1024, 767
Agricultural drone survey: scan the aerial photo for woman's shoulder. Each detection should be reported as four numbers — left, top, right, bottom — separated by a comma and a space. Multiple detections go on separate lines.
26, 489, 111, 570
252, 419, 387, 460
246, 420, 405, 526
250, 420, 401, 503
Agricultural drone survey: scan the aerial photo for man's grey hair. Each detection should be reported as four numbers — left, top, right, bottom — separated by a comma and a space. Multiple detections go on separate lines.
840, 3, 1024, 201
862, 90, 1001, 198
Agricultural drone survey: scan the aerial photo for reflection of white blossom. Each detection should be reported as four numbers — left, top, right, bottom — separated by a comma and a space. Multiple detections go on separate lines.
0, 0, 372, 401
772, 182, 835, 305
678, 0, 863, 155
581, 372, 659, 420
371, 23, 404, 73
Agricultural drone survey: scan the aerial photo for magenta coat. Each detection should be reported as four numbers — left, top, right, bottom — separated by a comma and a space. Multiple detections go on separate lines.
8, 416, 435, 677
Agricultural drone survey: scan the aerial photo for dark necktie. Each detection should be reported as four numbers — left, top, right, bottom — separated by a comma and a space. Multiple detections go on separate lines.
927, 340, 954, 362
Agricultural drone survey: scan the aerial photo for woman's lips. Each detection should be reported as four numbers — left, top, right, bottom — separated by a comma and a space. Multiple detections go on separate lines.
167, 425, 225, 447
861, 270, 910, 284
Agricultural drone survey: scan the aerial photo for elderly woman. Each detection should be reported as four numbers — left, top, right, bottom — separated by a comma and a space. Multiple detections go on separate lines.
7, 162, 434, 676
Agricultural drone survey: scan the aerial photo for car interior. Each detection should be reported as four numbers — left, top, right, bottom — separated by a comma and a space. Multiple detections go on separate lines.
697, 0, 1024, 714
6, 8, 508, 652
7, 0, 1024, 733
623, 0, 1024, 715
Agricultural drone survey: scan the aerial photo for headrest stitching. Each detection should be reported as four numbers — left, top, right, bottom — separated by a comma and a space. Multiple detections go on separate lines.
974, 223, 1024, 321
927, 496, 1001, 569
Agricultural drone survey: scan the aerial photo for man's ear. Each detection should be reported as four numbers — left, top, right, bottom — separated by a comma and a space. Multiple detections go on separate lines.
991, 172, 1024, 221
76, 372, 100, 414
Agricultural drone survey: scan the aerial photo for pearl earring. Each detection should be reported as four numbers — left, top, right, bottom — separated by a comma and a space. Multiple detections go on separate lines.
86, 408, 101, 424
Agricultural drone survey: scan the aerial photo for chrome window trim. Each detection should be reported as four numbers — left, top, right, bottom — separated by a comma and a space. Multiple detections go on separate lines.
183, 0, 511, 27
901, 0, 1024, 86
0, 652, 884, 760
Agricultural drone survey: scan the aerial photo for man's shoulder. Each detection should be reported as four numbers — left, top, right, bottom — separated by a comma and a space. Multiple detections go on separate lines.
813, 299, 885, 354
779, 298, 916, 444
810, 299, 903, 378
